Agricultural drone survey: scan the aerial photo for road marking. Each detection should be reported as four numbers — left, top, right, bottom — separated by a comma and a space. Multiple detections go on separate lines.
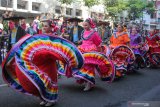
0, 84, 8, 87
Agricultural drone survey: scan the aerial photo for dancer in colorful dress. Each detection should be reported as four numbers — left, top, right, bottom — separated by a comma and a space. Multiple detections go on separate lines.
109, 24, 134, 78
146, 29, 160, 66
78, 18, 101, 52
110, 24, 130, 48
73, 18, 115, 91
130, 26, 146, 69
130, 27, 143, 54
146, 29, 160, 53
2, 20, 84, 106
42, 20, 54, 35
42, 19, 59, 36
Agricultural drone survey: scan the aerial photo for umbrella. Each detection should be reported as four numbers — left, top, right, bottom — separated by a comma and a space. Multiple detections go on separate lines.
67, 17, 83, 22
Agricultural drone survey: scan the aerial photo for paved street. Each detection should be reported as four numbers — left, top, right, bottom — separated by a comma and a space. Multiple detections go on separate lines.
0, 67, 160, 107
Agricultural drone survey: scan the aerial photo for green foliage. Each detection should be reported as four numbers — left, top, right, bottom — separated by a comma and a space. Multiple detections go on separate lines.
57, 0, 155, 21
58, 0, 74, 4
147, 7, 155, 14
146, 0, 156, 15
83, 0, 99, 7
126, 0, 147, 20
58, 0, 100, 7
104, 0, 128, 17
103, 0, 155, 20
127, 0, 155, 20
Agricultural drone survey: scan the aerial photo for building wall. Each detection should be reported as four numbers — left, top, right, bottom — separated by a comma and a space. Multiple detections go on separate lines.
0, 0, 106, 21
143, 11, 151, 30
142, 0, 160, 30
40, 0, 106, 20
0, 0, 42, 19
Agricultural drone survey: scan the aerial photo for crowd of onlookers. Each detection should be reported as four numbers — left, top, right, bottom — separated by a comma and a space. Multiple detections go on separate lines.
0, 15, 113, 44
0, 13, 113, 63
0, 13, 159, 63
0, 15, 159, 45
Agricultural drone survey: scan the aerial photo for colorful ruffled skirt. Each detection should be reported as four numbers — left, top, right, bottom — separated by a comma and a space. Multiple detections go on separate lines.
110, 45, 135, 76
2, 34, 84, 102
58, 52, 115, 85
74, 52, 115, 84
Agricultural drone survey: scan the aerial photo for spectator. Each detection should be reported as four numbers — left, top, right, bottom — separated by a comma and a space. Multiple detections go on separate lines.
21, 19, 27, 31
4, 16, 26, 51
26, 22, 36, 36
68, 18, 83, 45
33, 16, 40, 34
98, 21, 111, 43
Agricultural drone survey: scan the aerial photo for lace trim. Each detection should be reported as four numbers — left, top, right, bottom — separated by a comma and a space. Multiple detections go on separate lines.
81, 30, 96, 40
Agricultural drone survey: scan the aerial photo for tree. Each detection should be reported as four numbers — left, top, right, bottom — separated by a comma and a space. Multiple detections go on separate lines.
127, 0, 155, 20
83, 0, 99, 7
127, 0, 146, 20
145, 0, 155, 15
103, 0, 128, 19
58, 0, 100, 7
58, 0, 74, 4
103, 0, 155, 21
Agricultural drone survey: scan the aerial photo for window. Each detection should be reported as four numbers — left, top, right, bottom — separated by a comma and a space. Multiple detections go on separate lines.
151, 12, 157, 19
91, 12, 97, 18
76, 9, 82, 16
1, 0, 13, 8
66, 8, 72, 15
32, 2, 41, 11
55, 6, 61, 14
158, 18, 160, 23
158, 11, 160, 16
17, 0, 27, 9
98, 13, 104, 20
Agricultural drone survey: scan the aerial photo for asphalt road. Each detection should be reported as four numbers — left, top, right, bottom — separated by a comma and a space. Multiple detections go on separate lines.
0, 67, 160, 107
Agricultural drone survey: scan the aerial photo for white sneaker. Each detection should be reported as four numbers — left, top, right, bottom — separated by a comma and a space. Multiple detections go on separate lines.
40, 101, 47, 106
83, 82, 92, 91
45, 102, 56, 107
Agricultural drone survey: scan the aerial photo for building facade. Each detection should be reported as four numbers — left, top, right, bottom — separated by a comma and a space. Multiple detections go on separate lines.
143, 0, 160, 30
0, 0, 42, 20
0, 0, 106, 21
40, 0, 106, 21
